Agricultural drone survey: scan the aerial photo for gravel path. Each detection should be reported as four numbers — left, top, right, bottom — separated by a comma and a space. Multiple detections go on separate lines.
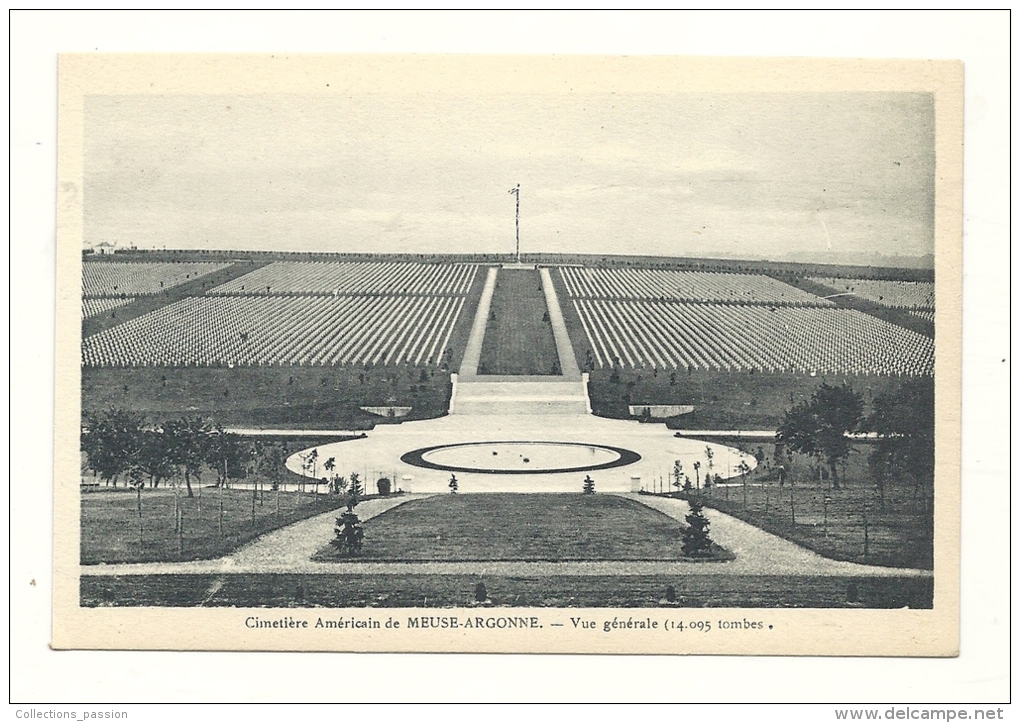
226, 494, 427, 571
619, 494, 927, 577
539, 266, 581, 377
81, 493, 929, 579
458, 266, 498, 376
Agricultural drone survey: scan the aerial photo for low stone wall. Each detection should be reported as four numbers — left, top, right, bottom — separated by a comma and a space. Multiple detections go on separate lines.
628, 404, 695, 418
360, 406, 412, 418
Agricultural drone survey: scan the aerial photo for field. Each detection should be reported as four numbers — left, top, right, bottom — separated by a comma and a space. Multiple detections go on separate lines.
81, 365, 452, 428
313, 493, 732, 562
587, 367, 913, 429
477, 268, 560, 375
573, 300, 932, 375
208, 261, 477, 296
84, 294, 468, 367
83, 262, 481, 369
808, 277, 935, 310
82, 261, 233, 297
81, 487, 344, 564
82, 255, 935, 430
559, 267, 828, 305
81, 259, 488, 426
554, 267, 933, 376
81, 573, 933, 609
82, 297, 134, 319
82, 259, 271, 337
671, 440, 933, 569
783, 276, 934, 338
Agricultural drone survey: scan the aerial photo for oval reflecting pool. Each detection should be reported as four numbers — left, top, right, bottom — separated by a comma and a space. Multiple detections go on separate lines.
401, 441, 641, 475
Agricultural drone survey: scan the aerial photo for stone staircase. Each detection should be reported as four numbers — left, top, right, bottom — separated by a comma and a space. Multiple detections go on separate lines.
451, 374, 590, 415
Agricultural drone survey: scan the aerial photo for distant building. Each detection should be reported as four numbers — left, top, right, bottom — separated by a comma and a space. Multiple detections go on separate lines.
88, 241, 118, 255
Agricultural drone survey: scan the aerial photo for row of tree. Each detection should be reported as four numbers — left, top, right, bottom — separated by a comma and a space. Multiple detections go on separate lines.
81, 410, 286, 496
776, 378, 935, 498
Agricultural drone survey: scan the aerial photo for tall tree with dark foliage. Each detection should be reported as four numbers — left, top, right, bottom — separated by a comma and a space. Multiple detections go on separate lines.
776, 382, 864, 489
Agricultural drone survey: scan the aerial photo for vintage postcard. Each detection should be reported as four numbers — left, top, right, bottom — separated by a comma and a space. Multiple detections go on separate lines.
53, 54, 962, 655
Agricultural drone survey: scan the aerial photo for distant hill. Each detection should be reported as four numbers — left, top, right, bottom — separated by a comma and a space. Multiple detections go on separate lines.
86, 248, 934, 283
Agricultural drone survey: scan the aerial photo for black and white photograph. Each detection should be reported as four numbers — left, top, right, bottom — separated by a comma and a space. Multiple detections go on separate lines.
10, 8, 1012, 710
51, 52, 963, 657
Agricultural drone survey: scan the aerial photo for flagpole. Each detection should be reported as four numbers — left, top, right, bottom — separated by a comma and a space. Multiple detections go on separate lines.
509, 184, 520, 263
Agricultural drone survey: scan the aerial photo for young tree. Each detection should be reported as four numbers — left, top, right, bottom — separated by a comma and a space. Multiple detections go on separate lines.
448, 474, 459, 494
306, 449, 319, 481
331, 486, 364, 557
582, 475, 595, 495
681, 499, 714, 557
348, 472, 363, 505
329, 474, 348, 496
738, 459, 751, 510
128, 465, 146, 545
776, 382, 864, 489
867, 447, 891, 509
672, 460, 683, 493
693, 461, 701, 489
253, 442, 287, 518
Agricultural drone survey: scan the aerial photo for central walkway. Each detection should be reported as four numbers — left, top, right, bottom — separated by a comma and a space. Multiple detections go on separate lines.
452, 264, 587, 415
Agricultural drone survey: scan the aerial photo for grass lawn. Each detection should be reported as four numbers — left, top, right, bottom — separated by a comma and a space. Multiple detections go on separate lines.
674, 440, 933, 569
585, 367, 913, 430
313, 493, 732, 562
478, 269, 561, 375
81, 573, 932, 609
82, 364, 453, 429
81, 487, 345, 564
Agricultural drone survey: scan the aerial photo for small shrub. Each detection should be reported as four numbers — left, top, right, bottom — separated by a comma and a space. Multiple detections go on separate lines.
331, 476, 365, 557
474, 582, 488, 602
449, 474, 458, 494
331, 506, 364, 557
682, 500, 714, 558
582, 475, 596, 495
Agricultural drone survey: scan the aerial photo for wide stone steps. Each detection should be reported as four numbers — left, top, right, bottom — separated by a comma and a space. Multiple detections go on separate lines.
451, 377, 590, 415
453, 398, 589, 415
454, 380, 582, 396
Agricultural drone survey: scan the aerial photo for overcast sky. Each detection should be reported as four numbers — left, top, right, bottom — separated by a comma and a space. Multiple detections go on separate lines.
84, 92, 934, 264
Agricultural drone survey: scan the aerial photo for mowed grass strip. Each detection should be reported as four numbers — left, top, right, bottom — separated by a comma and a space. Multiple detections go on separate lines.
314, 493, 726, 562
81, 488, 343, 564
81, 573, 933, 609
478, 269, 560, 375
